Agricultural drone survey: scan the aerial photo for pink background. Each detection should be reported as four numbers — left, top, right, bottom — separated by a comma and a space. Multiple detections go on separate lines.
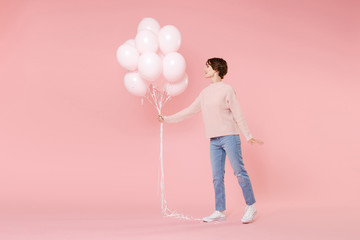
1, 0, 359, 239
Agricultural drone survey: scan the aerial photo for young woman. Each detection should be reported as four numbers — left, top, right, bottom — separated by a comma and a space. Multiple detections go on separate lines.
158, 58, 263, 223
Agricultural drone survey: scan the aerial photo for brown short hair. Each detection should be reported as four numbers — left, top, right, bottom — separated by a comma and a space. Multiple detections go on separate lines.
206, 58, 228, 79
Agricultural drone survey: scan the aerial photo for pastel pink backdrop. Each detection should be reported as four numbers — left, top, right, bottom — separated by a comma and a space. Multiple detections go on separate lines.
1, 0, 359, 239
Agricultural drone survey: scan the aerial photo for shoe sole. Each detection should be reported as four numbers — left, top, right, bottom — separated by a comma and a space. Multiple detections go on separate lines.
202, 217, 226, 223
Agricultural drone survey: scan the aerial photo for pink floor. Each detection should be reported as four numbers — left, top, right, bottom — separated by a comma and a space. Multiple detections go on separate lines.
1, 201, 359, 240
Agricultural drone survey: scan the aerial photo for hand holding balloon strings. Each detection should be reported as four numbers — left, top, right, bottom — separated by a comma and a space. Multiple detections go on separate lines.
158, 114, 164, 123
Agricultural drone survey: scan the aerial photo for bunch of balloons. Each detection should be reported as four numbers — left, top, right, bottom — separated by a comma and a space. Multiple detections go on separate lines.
116, 18, 198, 221
116, 17, 188, 100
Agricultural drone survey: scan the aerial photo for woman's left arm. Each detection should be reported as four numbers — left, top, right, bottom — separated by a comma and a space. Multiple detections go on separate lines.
227, 88, 263, 144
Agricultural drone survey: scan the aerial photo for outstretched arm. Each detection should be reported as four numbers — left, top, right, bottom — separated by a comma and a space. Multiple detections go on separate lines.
158, 94, 201, 123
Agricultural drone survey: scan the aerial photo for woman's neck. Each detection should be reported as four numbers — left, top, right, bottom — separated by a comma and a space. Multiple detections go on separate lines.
211, 75, 222, 83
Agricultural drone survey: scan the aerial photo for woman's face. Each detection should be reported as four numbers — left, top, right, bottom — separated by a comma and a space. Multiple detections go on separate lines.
204, 63, 216, 78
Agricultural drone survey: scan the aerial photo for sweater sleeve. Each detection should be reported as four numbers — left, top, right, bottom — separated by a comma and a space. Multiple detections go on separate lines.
227, 88, 253, 141
164, 94, 201, 123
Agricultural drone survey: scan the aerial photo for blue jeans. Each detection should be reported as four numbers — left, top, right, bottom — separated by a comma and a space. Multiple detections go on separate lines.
210, 134, 256, 211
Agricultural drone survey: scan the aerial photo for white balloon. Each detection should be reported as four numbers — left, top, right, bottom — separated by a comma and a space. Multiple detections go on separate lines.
158, 25, 181, 54
124, 39, 136, 47
163, 52, 186, 82
124, 72, 148, 97
116, 44, 139, 71
137, 17, 161, 34
135, 30, 158, 53
165, 73, 188, 96
138, 52, 162, 82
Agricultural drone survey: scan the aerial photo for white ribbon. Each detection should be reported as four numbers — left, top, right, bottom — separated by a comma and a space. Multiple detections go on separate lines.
145, 85, 200, 221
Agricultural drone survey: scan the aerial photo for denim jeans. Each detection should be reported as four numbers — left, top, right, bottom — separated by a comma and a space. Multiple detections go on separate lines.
210, 134, 256, 211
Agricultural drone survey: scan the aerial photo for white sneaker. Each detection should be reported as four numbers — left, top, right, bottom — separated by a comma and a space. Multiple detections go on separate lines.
241, 204, 257, 223
202, 210, 226, 222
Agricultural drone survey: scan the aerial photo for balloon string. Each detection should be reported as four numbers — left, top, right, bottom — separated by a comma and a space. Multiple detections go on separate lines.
146, 85, 200, 221
159, 121, 201, 221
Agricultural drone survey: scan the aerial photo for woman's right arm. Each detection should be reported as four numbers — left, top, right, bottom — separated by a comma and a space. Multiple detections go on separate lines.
161, 94, 202, 123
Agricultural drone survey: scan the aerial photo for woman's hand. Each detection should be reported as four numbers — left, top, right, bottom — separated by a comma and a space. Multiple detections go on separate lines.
158, 114, 164, 123
248, 138, 264, 145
